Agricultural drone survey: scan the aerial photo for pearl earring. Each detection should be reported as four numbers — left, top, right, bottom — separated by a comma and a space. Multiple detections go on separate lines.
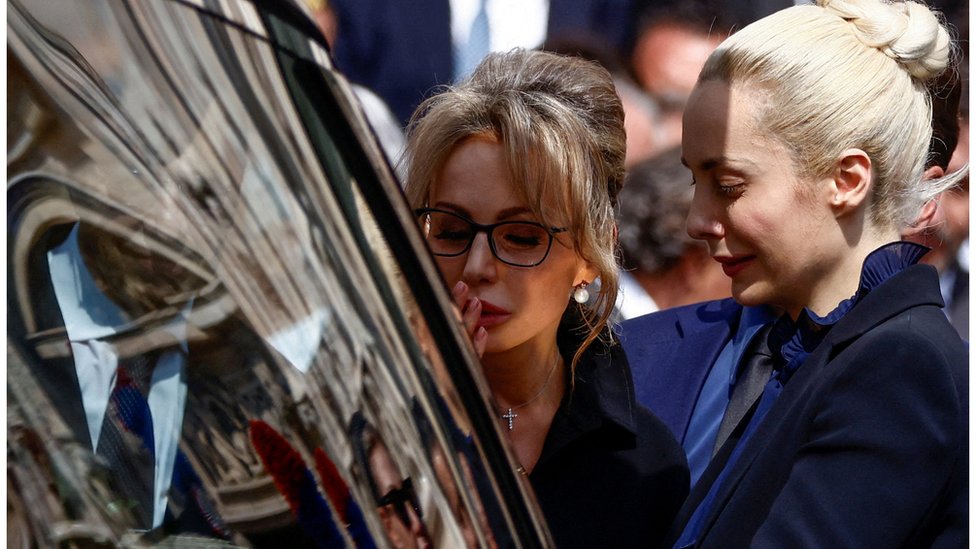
572, 282, 590, 304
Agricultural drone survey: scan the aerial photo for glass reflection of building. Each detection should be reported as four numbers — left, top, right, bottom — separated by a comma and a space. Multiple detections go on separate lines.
8, 0, 545, 547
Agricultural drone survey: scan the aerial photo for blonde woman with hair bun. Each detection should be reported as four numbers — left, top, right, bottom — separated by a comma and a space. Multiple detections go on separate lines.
622, 1, 968, 547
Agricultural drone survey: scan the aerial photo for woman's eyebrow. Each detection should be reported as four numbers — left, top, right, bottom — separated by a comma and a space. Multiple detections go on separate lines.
496, 206, 533, 220
682, 155, 758, 172
429, 201, 471, 217
430, 202, 533, 221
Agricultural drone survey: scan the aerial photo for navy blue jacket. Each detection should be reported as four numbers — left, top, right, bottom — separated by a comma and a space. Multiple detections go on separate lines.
620, 297, 741, 444
625, 265, 968, 547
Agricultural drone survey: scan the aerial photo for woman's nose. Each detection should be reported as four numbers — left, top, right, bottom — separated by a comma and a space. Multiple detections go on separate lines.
461, 232, 498, 283
686, 186, 724, 241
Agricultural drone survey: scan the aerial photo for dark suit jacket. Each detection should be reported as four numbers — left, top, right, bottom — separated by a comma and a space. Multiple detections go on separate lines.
619, 298, 742, 444
12, 223, 227, 538
531, 310, 689, 548
946, 260, 969, 339
657, 265, 969, 548
331, 0, 637, 126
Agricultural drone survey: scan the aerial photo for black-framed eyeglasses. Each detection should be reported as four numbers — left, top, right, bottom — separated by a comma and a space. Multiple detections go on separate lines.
415, 208, 567, 268
376, 477, 423, 525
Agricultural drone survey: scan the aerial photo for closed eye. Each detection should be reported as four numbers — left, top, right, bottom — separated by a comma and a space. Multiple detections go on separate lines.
717, 183, 745, 196
502, 233, 544, 248
433, 229, 472, 241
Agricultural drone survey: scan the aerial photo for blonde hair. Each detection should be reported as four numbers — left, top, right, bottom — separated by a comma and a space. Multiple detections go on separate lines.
403, 49, 626, 372
698, 0, 965, 230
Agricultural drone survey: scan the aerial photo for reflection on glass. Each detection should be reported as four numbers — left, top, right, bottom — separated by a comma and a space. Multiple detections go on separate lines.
350, 412, 432, 549
8, 0, 537, 546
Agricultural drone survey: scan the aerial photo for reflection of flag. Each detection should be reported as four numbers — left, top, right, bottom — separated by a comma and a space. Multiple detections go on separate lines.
314, 448, 349, 520
314, 448, 376, 549
97, 356, 156, 529
249, 420, 344, 548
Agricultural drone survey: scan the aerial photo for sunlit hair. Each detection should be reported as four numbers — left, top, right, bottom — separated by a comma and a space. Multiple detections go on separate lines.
698, 0, 966, 230
403, 48, 626, 372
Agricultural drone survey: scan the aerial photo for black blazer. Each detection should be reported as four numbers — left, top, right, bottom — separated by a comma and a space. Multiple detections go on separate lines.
529, 311, 690, 548
666, 265, 968, 548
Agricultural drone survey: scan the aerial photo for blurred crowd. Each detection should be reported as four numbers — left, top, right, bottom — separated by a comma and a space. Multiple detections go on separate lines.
307, 0, 969, 336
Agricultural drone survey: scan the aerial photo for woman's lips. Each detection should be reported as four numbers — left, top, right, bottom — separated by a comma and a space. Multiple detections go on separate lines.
477, 300, 511, 328
715, 255, 755, 278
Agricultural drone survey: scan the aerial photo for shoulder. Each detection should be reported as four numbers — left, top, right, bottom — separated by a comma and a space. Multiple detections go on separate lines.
620, 298, 740, 342
617, 297, 740, 366
854, 309, 966, 401
812, 302, 968, 439
833, 297, 966, 375
825, 265, 964, 380
631, 403, 688, 467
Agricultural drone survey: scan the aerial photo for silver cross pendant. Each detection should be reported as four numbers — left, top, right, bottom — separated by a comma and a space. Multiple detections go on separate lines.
501, 408, 518, 430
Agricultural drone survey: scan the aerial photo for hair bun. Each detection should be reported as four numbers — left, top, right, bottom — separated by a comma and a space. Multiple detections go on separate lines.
820, 0, 952, 81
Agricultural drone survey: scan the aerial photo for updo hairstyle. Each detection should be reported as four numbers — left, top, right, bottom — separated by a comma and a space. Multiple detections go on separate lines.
698, 0, 966, 230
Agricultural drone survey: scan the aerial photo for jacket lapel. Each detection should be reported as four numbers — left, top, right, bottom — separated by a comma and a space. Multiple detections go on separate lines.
624, 299, 740, 442
686, 265, 944, 543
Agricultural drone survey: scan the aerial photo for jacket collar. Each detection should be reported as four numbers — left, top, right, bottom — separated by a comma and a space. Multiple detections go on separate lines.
677, 262, 945, 544
538, 308, 638, 464
822, 262, 944, 349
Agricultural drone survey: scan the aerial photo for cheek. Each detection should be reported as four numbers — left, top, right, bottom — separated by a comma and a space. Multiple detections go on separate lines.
725, 206, 776, 242
433, 257, 463, 283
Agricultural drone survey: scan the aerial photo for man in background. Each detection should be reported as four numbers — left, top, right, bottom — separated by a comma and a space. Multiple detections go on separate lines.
616, 147, 730, 319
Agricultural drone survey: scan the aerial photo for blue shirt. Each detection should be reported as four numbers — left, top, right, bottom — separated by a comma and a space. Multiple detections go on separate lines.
682, 305, 778, 485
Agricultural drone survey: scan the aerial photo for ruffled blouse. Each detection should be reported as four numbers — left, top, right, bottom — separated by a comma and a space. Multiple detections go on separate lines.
769, 241, 930, 384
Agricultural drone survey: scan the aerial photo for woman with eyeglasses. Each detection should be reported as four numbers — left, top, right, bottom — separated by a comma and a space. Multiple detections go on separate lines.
622, 1, 968, 547
405, 49, 689, 547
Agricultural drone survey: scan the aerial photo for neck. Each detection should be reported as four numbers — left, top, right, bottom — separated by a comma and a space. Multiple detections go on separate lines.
788, 230, 897, 319
482, 340, 565, 408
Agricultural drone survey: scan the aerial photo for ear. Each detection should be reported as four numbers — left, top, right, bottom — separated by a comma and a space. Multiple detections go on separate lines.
829, 149, 872, 217
902, 198, 940, 238
574, 261, 600, 288
573, 225, 614, 286
923, 165, 946, 181
901, 166, 945, 237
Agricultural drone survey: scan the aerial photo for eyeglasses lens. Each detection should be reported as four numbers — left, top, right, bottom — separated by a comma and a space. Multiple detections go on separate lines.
493, 223, 549, 266
419, 211, 551, 267
422, 211, 473, 256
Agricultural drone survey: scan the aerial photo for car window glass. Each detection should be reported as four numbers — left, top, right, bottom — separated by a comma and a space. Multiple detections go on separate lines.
8, 1, 543, 546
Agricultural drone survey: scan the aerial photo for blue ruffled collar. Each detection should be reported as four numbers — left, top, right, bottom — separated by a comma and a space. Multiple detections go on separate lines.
769, 241, 929, 382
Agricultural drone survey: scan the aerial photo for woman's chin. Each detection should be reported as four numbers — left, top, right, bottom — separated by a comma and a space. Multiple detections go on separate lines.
730, 283, 770, 309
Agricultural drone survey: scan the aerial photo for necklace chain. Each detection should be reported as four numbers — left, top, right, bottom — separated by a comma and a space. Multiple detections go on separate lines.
498, 355, 560, 431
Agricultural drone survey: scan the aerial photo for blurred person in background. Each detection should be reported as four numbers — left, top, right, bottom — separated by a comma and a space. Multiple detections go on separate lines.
905, 61, 969, 338
329, 0, 639, 127
542, 34, 668, 168
629, 2, 729, 149
306, 0, 407, 177
616, 147, 730, 320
